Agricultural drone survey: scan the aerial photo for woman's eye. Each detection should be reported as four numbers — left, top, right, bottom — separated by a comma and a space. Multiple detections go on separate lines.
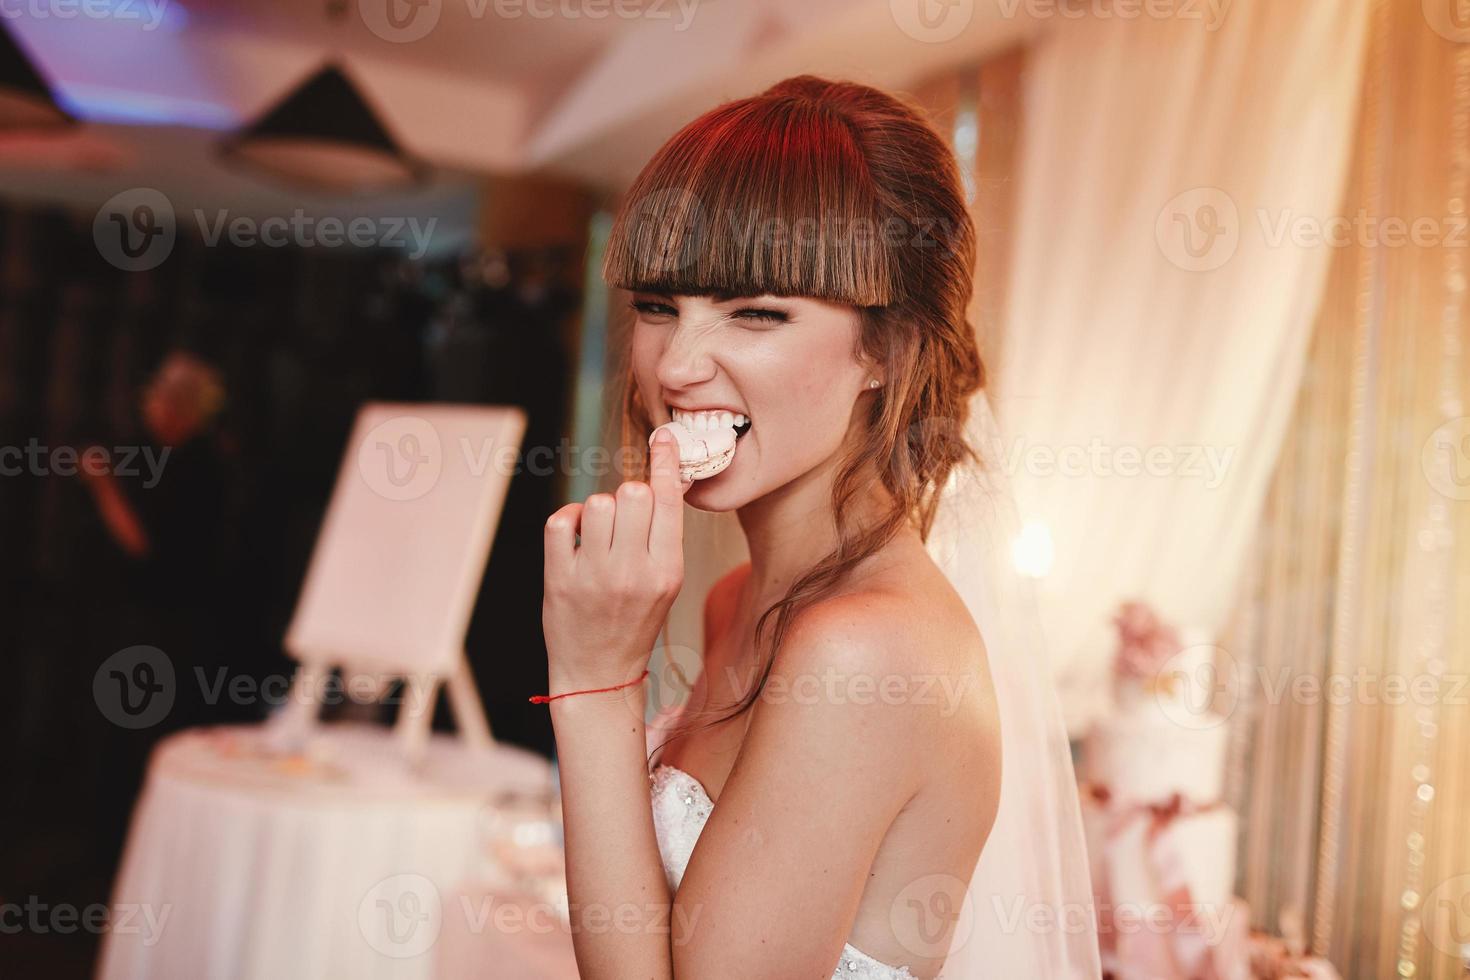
630, 300, 676, 319
731, 307, 788, 324
630, 299, 786, 324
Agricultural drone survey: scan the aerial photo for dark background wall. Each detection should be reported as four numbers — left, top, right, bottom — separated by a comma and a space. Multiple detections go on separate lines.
0, 203, 576, 976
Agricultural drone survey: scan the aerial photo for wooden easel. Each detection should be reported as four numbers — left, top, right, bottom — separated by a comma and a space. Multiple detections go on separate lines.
265, 402, 527, 763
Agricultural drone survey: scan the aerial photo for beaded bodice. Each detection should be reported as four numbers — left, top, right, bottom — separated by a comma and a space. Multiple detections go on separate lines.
649, 763, 919, 980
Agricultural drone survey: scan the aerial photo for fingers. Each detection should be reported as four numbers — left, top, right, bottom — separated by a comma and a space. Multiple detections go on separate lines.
580, 493, 615, 554
543, 502, 583, 580
647, 428, 685, 561
546, 428, 684, 579
611, 480, 654, 560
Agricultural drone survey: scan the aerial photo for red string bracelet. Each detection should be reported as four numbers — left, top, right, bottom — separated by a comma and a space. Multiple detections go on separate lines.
529, 669, 649, 704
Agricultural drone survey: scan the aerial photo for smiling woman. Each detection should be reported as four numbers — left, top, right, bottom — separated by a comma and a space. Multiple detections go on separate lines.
540, 74, 1099, 980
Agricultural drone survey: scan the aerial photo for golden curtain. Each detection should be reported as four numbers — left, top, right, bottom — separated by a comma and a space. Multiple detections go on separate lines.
1227, 2, 1470, 977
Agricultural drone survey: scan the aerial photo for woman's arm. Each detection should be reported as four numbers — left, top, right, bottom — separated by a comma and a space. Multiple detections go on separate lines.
552, 590, 924, 979
542, 430, 686, 979
669, 595, 927, 978
550, 683, 675, 979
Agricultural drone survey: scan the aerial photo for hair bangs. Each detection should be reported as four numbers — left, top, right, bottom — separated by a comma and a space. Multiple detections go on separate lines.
602, 98, 896, 306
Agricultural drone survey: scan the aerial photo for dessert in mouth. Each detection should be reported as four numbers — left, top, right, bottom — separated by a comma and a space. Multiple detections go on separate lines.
648, 407, 750, 486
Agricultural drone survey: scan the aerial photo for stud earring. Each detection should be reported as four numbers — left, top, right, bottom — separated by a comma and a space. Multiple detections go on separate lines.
868, 378, 881, 389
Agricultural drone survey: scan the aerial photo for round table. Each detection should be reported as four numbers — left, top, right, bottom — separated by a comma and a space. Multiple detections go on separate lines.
96, 724, 565, 980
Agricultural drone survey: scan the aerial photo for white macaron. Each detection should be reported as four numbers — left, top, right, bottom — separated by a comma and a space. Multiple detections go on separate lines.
648, 420, 737, 486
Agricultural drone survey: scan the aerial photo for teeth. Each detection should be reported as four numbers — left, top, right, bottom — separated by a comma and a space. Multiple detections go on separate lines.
671, 407, 746, 431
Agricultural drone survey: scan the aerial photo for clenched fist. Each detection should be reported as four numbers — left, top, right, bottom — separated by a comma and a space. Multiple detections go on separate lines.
542, 427, 687, 695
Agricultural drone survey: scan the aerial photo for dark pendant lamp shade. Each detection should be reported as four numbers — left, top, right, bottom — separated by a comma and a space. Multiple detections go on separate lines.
221, 64, 424, 193
0, 23, 74, 130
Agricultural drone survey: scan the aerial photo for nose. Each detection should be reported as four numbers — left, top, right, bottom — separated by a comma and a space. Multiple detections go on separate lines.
654, 316, 719, 391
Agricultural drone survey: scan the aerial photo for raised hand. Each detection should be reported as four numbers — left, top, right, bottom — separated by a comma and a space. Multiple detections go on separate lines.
541, 428, 686, 694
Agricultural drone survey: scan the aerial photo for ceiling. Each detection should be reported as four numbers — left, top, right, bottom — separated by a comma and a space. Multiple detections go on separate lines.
0, 0, 1043, 248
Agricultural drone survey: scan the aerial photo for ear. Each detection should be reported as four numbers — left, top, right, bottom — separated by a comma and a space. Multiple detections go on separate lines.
857, 351, 885, 389
852, 320, 890, 387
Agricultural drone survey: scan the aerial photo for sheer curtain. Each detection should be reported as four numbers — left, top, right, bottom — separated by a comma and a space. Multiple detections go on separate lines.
995, 0, 1372, 731
1225, 1, 1470, 976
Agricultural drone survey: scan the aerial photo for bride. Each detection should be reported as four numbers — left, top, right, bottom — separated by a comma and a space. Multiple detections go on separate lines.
541, 75, 1100, 979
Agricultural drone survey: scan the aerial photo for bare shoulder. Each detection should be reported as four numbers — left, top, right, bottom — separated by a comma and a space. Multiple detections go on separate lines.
779, 543, 1000, 767
791, 540, 986, 671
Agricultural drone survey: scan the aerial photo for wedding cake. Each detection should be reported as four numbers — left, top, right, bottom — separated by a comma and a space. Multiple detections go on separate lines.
1081, 602, 1246, 980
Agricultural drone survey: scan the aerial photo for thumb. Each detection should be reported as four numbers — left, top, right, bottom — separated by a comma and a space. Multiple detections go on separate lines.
649, 425, 687, 494
648, 427, 687, 557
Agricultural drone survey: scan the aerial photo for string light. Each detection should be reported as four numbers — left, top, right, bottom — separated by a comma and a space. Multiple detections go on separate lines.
1312, 0, 1386, 955
1396, 9, 1467, 977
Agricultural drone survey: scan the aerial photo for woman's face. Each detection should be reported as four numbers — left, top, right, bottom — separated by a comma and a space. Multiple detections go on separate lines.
630, 291, 875, 512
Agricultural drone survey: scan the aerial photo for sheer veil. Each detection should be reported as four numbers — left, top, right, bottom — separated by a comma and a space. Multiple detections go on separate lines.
924, 390, 1102, 978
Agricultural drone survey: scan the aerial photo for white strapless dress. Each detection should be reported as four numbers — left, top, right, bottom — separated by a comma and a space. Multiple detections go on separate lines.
649, 762, 920, 980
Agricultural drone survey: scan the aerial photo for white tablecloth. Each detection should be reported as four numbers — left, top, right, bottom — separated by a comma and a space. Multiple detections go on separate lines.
96, 724, 562, 980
